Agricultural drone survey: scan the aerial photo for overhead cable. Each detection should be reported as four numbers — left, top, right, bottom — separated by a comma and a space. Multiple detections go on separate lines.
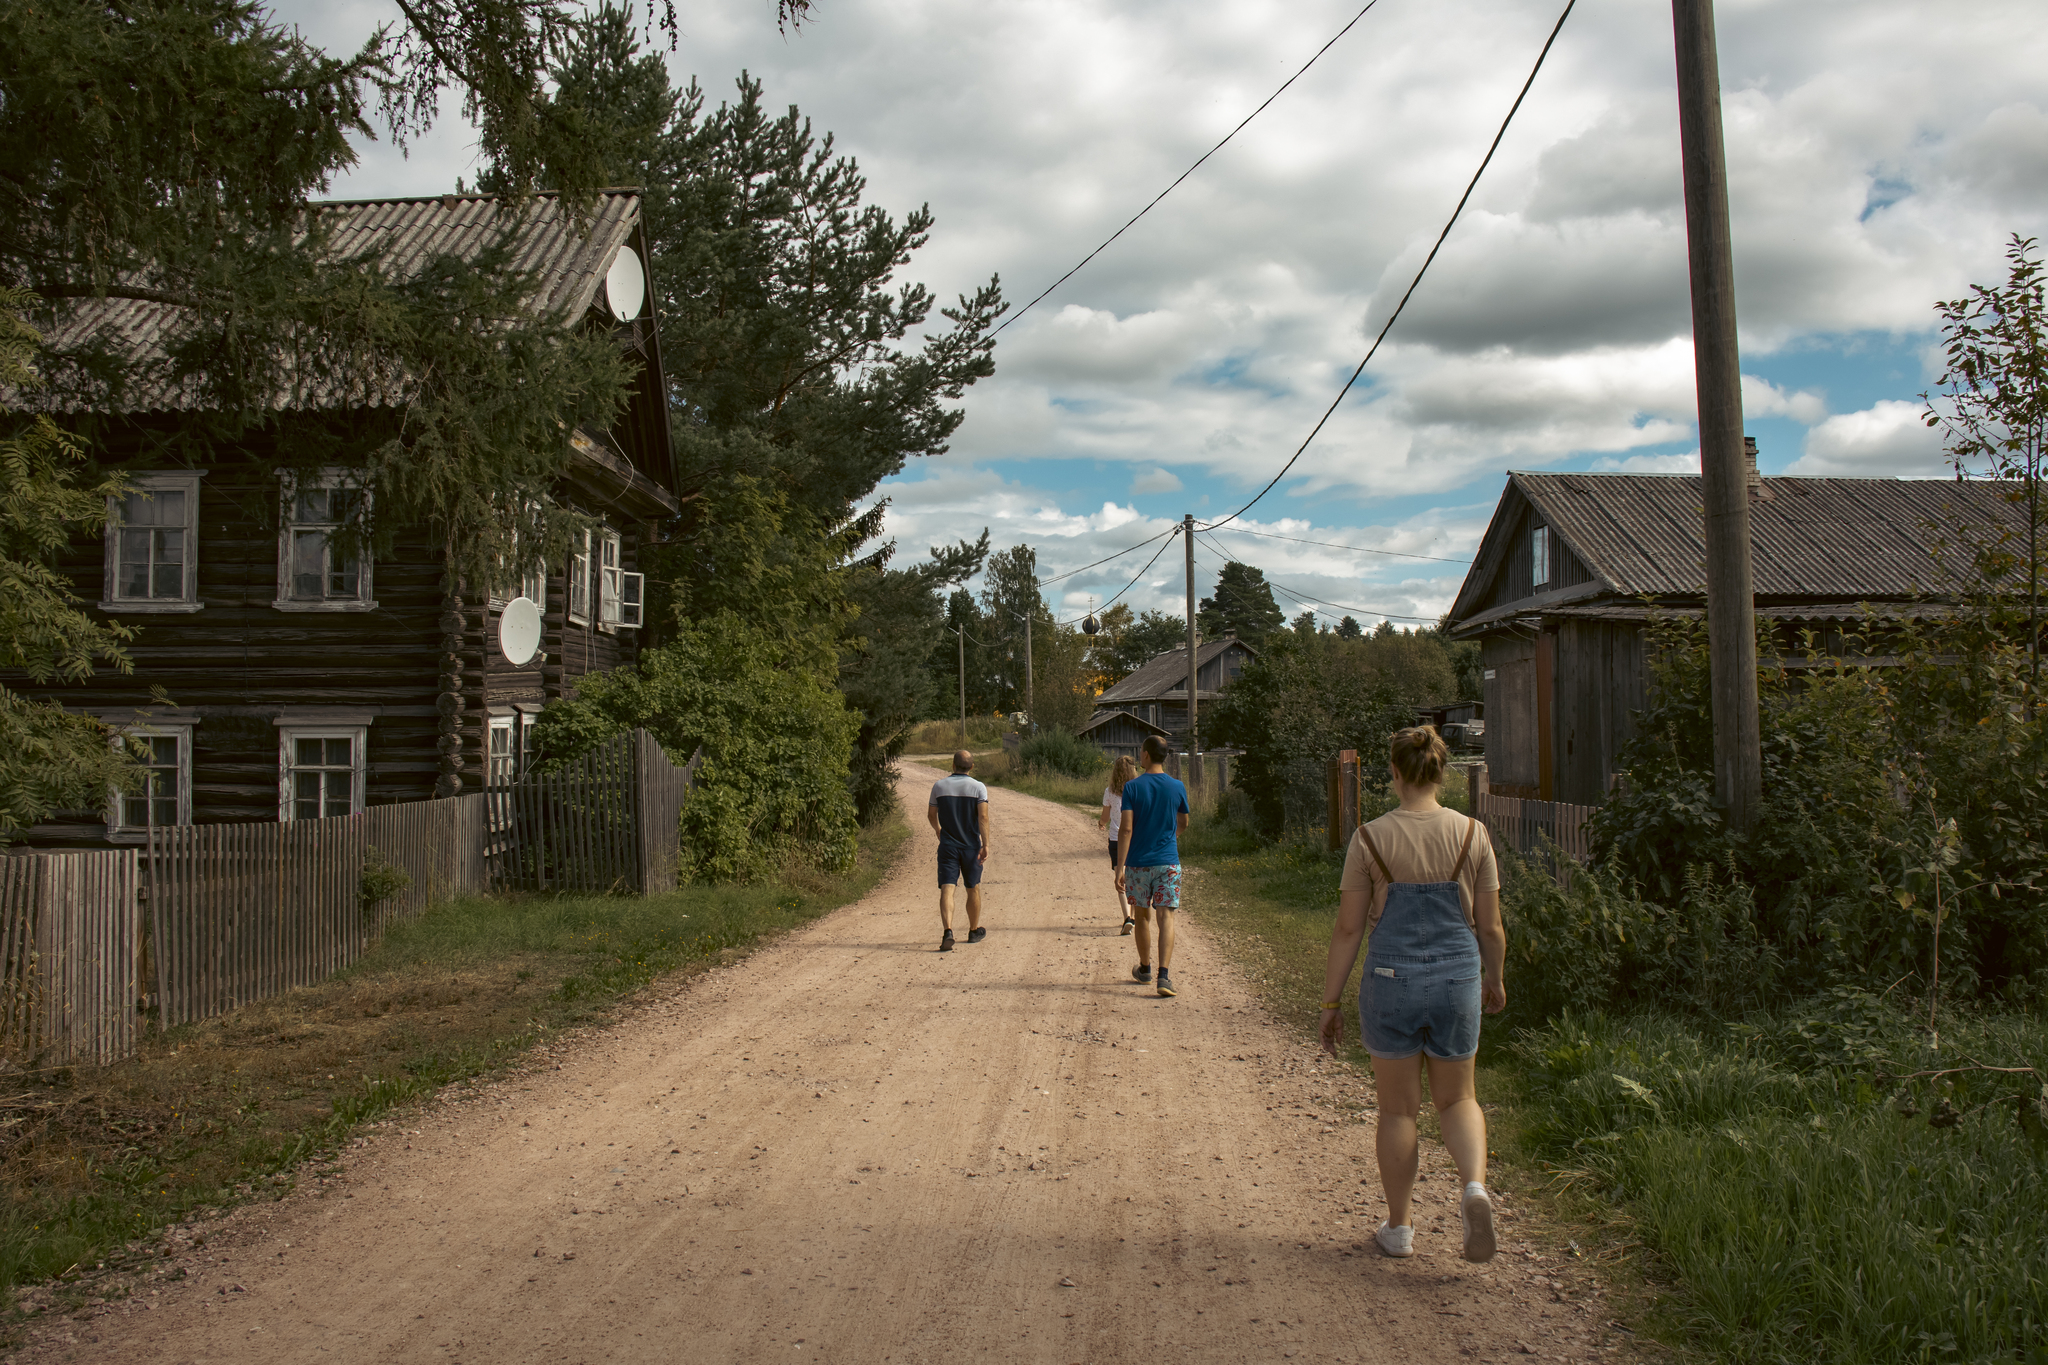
1035, 526, 1177, 588
1203, 0, 1577, 532
990, 0, 1385, 339
1208, 523, 1471, 564
1196, 532, 1439, 624
1056, 526, 1182, 625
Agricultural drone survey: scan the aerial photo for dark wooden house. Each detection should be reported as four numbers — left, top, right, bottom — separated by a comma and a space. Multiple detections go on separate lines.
1444, 470, 2022, 804
17, 193, 678, 845
1074, 708, 1173, 762
1091, 637, 1258, 746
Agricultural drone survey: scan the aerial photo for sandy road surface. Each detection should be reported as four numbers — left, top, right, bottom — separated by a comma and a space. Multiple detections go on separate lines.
20, 765, 1615, 1364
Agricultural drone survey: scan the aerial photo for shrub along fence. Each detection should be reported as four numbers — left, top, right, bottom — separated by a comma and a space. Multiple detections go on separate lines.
2, 728, 696, 1067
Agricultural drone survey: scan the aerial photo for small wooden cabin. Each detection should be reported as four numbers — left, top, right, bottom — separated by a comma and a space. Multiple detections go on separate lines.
14, 193, 678, 845
1075, 709, 1172, 762
1444, 470, 2022, 805
1091, 637, 1257, 746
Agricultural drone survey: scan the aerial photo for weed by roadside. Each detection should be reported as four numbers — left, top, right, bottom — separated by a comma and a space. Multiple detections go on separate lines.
0, 814, 909, 1303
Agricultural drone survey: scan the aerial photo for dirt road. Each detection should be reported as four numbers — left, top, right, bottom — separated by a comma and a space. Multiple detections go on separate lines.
20, 765, 1614, 1364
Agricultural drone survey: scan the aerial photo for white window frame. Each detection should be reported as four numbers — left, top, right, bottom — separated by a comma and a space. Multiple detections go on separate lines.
487, 713, 518, 789
100, 716, 197, 840
568, 528, 592, 626
101, 471, 203, 613
489, 503, 548, 611
597, 528, 622, 631
276, 720, 369, 821
1531, 524, 1550, 589
274, 469, 376, 613
515, 703, 542, 776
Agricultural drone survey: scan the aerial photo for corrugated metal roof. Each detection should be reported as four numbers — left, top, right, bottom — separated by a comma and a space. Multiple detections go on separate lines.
1096, 637, 1255, 705
1512, 473, 2021, 600
38, 192, 641, 414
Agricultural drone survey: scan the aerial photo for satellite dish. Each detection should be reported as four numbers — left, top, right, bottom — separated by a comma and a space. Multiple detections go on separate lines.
499, 597, 542, 665
1082, 614, 1100, 635
605, 245, 645, 321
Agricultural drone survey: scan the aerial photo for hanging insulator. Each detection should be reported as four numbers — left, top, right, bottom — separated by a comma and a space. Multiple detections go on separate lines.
1082, 613, 1100, 636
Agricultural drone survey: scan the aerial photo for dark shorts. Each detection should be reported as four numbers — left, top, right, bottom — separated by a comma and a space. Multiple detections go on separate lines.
938, 841, 983, 888
1107, 840, 1122, 869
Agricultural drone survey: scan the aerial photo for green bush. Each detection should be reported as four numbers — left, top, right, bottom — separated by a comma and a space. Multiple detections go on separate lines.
1018, 729, 1107, 779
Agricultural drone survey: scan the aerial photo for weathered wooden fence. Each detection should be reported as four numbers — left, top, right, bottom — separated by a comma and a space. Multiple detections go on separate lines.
1464, 762, 1597, 884
0, 850, 141, 1067
1163, 749, 1234, 794
364, 794, 488, 929
499, 730, 695, 895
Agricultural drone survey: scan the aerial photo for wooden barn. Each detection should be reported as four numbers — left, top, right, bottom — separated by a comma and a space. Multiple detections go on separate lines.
1090, 637, 1257, 746
1444, 468, 2023, 805
13, 192, 678, 846
1074, 709, 1172, 762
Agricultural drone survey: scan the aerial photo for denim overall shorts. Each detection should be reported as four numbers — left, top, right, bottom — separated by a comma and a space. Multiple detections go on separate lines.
1358, 816, 1483, 1062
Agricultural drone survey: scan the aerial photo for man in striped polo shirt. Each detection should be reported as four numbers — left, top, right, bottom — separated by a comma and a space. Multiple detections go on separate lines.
927, 750, 991, 952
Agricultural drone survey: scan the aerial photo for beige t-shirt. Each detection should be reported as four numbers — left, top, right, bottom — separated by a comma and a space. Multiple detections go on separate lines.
1338, 806, 1500, 931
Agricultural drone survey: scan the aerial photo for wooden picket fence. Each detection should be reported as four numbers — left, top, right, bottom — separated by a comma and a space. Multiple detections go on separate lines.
364, 794, 488, 930
499, 730, 695, 894
0, 850, 142, 1067
1473, 791, 1595, 864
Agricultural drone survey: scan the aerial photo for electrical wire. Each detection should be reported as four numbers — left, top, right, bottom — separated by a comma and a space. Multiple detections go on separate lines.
1203, 0, 1577, 532
989, 0, 1386, 339
1195, 531, 1439, 624
1205, 523, 1471, 565
1034, 525, 1177, 588
1061, 527, 1182, 623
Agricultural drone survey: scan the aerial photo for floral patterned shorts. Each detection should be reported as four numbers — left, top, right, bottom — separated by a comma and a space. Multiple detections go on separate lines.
1124, 864, 1183, 910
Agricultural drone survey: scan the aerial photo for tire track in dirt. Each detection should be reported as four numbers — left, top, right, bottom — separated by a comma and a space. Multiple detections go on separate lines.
16, 764, 1618, 1364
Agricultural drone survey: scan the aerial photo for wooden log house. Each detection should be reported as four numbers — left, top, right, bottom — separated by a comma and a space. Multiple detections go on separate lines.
1089, 637, 1258, 747
1443, 461, 2024, 805
13, 193, 679, 846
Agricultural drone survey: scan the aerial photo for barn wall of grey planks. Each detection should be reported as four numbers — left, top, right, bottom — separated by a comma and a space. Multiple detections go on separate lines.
0, 850, 142, 1067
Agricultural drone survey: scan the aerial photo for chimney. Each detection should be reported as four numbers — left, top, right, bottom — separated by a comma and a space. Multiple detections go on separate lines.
1744, 435, 1768, 497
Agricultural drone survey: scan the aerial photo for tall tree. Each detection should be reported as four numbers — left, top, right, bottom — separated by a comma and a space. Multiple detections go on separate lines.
1196, 561, 1284, 644
980, 545, 1053, 716
1086, 606, 1187, 690
1928, 233, 2048, 713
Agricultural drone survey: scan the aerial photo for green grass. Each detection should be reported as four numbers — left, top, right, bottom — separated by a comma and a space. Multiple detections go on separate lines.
1515, 1004, 2048, 1365
0, 815, 910, 1304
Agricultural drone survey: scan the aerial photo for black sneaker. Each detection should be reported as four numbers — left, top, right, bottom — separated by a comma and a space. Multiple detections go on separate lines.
966, 927, 987, 944
1120, 917, 1135, 936
1130, 964, 1152, 984
939, 930, 955, 952
1156, 970, 1177, 998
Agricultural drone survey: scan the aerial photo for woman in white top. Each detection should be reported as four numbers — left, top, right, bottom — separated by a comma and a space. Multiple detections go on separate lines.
1097, 755, 1139, 934
1319, 726, 1507, 1263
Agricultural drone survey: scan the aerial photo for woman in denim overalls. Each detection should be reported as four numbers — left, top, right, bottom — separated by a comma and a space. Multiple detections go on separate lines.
1319, 727, 1507, 1261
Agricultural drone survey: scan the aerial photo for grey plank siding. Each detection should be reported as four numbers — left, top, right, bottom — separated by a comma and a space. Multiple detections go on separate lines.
1481, 635, 1539, 794
1552, 621, 1647, 806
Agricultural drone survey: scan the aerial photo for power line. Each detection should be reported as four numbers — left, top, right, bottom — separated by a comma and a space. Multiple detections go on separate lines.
1035, 526, 1177, 588
1207, 524, 1472, 565
1195, 532, 1439, 624
1059, 528, 1182, 624
1203, 0, 1577, 532
989, 0, 1386, 339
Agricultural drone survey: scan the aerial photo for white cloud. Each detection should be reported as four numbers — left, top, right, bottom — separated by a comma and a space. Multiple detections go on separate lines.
1787, 400, 1946, 477
1591, 450, 1700, 475
1741, 375, 1828, 425
1129, 467, 1183, 495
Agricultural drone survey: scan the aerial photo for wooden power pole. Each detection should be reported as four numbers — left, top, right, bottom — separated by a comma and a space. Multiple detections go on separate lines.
1183, 514, 1199, 765
956, 625, 967, 750
1023, 612, 1034, 734
1673, 0, 1761, 830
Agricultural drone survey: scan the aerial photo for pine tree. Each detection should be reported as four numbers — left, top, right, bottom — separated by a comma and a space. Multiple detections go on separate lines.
1197, 561, 1284, 643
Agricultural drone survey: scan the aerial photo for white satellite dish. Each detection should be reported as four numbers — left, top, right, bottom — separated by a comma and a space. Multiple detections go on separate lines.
499, 597, 542, 665
605, 245, 645, 322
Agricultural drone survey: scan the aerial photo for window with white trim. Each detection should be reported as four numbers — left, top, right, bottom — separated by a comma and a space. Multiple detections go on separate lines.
276, 472, 374, 611
596, 529, 643, 630
103, 472, 201, 611
279, 728, 365, 820
487, 715, 517, 789
1531, 524, 1550, 588
517, 710, 539, 775
489, 504, 548, 610
568, 529, 591, 626
106, 722, 195, 836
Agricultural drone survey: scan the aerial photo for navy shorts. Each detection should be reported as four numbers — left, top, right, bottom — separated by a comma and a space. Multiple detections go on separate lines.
1107, 840, 1122, 869
938, 841, 984, 888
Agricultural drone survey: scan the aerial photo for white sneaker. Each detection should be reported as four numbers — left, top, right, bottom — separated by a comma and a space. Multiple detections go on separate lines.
1374, 1221, 1414, 1258
1461, 1182, 1497, 1263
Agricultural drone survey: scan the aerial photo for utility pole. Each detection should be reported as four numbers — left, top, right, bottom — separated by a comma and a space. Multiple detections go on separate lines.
1183, 514, 1199, 765
956, 625, 968, 750
1673, 0, 1760, 831
1023, 612, 1034, 734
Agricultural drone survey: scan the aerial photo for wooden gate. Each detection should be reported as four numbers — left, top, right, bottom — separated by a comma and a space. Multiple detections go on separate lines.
499, 729, 695, 894
0, 849, 142, 1067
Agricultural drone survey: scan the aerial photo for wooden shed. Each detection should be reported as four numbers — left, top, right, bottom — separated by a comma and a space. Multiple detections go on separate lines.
1444, 470, 2024, 804
1074, 709, 1172, 762
12, 192, 678, 845
1091, 637, 1257, 746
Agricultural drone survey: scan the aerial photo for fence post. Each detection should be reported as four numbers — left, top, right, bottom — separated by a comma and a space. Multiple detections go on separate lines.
1326, 757, 1341, 852
1337, 749, 1360, 850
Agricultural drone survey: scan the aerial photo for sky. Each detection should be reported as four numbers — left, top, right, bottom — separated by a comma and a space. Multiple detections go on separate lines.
282, 0, 2048, 627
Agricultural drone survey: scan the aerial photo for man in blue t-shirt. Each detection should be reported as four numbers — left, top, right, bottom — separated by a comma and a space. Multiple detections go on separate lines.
926, 750, 991, 952
1114, 734, 1190, 997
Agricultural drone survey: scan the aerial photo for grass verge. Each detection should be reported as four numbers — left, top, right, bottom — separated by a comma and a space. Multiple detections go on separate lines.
0, 813, 910, 1301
